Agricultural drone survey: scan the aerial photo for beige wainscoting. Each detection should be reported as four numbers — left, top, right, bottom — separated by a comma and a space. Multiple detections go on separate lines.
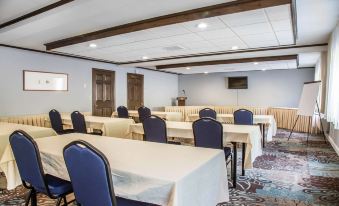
0, 112, 91, 128
165, 106, 322, 134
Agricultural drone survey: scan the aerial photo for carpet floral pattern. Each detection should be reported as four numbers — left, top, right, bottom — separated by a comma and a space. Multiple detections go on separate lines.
0, 129, 338, 206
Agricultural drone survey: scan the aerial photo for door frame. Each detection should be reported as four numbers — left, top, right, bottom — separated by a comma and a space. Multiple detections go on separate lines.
127, 73, 144, 110
92, 68, 115, 116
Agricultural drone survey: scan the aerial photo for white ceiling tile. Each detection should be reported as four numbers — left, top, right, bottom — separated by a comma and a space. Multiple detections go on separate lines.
208, 37, 247, 48
265, 4, 291, 21
231, 22, 273, 35
122, 30, 156, 42
181, 17, 227, 32
240, 32, 277, 42
247, 40, 279, 48
181, 40, 215, 49
196, 28, 236, 40
271, 19, 292, 32
165, 33, 204, 43
275, 30, 294, 45
147, 25, 191, 38
219, 9, 267, 27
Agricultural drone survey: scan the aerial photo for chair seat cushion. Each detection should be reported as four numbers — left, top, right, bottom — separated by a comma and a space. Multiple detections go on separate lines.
36, 174, 72, 196
223, 147, 232, 157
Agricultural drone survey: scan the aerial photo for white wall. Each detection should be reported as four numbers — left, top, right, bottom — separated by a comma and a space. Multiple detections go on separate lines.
178, 69, 315, 108
0, 46, 178, 116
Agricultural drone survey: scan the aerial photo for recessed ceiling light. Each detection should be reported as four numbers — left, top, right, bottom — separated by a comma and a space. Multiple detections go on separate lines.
253, 62, 259, 65
262, 69, 266, 71
142, 56, 149, 60
231, 46, 239, 50
186, 67, 191, 70
89, 43, 97, 48
197, 22, 208, 29
204, 71, 209, 74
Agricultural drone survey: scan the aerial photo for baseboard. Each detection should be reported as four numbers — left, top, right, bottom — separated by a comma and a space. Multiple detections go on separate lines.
325, 132, 339, 156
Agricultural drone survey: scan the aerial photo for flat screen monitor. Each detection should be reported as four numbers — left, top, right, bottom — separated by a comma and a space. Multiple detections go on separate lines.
228, 76, 248, 89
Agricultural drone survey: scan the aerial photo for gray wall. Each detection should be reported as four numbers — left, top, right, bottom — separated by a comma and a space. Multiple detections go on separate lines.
0, 46, 178, 116
178, 69, 315, 108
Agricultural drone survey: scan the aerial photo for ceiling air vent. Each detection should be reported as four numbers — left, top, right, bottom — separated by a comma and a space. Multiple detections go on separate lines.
163, 45, 186, 51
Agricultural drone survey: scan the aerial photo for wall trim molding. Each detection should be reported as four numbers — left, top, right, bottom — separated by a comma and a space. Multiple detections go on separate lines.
0, 44, 178, 75
0, 0, 74, 30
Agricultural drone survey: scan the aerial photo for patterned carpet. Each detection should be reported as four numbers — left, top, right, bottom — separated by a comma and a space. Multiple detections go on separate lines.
1, 129, 338, 206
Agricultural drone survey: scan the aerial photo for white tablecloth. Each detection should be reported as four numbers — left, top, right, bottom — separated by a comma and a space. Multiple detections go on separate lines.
3, 133, 228, 205
187, 114, 277, 141
61, 116, 135, 138
0, 122, 57, 190
130, 121, 262, 169
113, 110, 183, 122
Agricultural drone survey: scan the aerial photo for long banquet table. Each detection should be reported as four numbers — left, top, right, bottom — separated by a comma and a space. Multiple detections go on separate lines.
61, 115, 135, 138
112, 110, 183, 122
187, 114, 277, 145
130, 121, 262, 172
2, 133, 229, 205
0, 122, 57, 189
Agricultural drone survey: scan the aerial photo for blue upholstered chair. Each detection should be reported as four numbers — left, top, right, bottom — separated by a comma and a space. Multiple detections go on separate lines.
117, 106, 129, 118
199, 108, 217, 119
234, 109, 253, 125
142, 115, 167, 143
9, 130, 73, 206
233, 109, 254, 182
71, 111, 102, 136
138, 106, 151, 123
142, 115, 181, 145
192, 118, 233, 185
63, 140, 157, 206
49, 109, 74, 135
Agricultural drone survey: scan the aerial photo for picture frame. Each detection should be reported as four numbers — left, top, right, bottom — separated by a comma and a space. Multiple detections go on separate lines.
23, 70, 68, 91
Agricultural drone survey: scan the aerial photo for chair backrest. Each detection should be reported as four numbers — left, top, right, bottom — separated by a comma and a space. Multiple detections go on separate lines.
71, 111, 87, 133
9, 130, 49, 194
117, 106, 129, 118
199, 108, 217, 119
234, 109, 253, 125
49, 109, 63, 133
138, 106, 151, 123
192, 118, 223, 149
142, 115, 167, 143
63, 140, 117, 206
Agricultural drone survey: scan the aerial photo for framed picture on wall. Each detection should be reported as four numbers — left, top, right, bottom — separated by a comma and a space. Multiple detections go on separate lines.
23, 70, 68, 91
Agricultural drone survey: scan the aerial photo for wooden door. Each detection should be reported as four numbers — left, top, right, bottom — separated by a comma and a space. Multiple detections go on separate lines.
127, 73, 144, 110
92, 68, 115, 117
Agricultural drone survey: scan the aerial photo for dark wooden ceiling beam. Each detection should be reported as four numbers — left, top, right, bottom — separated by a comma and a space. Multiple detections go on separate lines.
156, 55, 298, 69
45, 0, 291, 50
0, 0, 74, 30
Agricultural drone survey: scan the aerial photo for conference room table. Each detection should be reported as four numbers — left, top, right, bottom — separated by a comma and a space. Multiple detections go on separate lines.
130, 121, 263, 179
61, 115, 135, 138
187, 114, 277, 147
112, 110, 183, 121
0, 122, 57, 189
2, 133, 229, 205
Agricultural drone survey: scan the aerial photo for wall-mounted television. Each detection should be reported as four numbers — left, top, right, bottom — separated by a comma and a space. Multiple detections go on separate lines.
228, 76, 248, 89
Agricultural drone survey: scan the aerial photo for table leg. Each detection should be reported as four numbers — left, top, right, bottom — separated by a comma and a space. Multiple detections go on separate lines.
232, 142, 237, 187
263, 124, 266, 148
242, 143, 246, 176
